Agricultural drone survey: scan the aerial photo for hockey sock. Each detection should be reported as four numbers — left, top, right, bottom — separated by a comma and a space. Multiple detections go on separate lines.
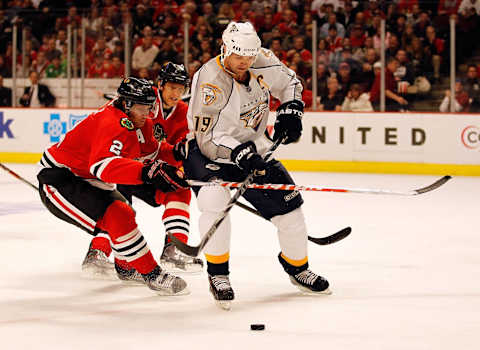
159, 190, 191, 244
278, 253, 309, 276
100, 201, 157, 274
114, 257, 132, 270
90, 232, 112, 256
206, 260, 229, 276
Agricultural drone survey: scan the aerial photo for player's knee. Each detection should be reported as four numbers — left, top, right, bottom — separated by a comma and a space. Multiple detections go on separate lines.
197, 185, 230, 213
102, 200, 137, 231
271, 207, 307, 235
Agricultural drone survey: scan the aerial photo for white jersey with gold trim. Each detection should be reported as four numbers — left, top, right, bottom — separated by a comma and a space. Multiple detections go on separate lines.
187, 48, 303, 163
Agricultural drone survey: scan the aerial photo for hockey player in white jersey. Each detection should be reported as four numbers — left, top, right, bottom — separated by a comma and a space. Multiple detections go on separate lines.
182, 21, 331, 309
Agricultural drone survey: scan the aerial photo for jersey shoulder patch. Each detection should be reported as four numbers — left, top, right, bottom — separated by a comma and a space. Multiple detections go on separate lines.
120, 117, 135, 131
200, 83, 223, 106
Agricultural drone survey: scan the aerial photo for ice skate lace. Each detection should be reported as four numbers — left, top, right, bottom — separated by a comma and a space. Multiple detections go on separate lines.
158, 272, 177, 288
295, 270, 318, 285
210, 275, 231, 291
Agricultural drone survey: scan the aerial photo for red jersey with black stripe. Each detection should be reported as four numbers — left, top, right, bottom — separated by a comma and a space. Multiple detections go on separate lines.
145, 87, 188, 166
44, 104, 173, 185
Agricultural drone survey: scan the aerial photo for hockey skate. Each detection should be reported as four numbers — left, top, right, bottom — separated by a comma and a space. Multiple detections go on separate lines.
278, 253, 331, 295
208, 274, 235, 310
160, 242, 204, 273
81, 247, 116, 280
142, 266, 190, 296
115, 262, 144, 285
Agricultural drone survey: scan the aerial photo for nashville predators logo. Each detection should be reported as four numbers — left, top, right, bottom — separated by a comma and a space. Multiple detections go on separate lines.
201, 83, 222, 106
120, 117, 134, 131
240, 103, 269, 130
153, 124, 167, 142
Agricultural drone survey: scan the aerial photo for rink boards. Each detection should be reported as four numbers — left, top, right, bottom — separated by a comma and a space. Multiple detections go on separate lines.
0, 108, 479, 176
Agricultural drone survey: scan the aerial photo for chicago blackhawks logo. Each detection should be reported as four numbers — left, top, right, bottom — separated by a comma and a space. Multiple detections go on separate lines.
120, 117, 134, 130
153, 124, 167, 142
201, 83, 222, 106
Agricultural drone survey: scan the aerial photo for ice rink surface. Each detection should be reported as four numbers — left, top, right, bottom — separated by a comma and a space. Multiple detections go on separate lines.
1, 164, 479, 350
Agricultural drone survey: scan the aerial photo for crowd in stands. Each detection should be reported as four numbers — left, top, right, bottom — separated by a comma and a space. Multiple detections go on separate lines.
0, 0, 480, 112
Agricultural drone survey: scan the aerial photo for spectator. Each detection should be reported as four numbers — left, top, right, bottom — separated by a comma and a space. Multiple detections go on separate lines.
395, 50, 415, 87
349, 24, 366, 48
341, 83, 374, 112
132, 34, 159, 71
85, 6, 105, 35
132, 4, 153, 38
31, 51, 49, 78
19, 71, 55, 107
287, 36, 312, 64
319, 76, 344, 111
0, 75, 12, 107
215, 3, 235, 33
107, 55, 125, 78
104, 25, 119, 51
45, 38, 62, 62
413, 11, 431, 39
92, 37, 113, 61
320, 13, 346, 39
137, 67, 151, 79
0, 55, 12, 78
55, 29, 67, 52
370, 57, 409, 111
45, 55, 66, 78
439, 79, 470, 112
464, 64, 480, 111
326, 25, 343, 53
281, 23, 302, 51
459, 0, 480, 15
424, 26, 445, 83
87, 52, 109, 78
337, 62, 354, 97
315, 62, 330, 97
341, 0, 359, 30
153, 39, 179, 69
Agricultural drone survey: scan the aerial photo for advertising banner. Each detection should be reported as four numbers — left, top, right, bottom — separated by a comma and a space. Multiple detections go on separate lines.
1, 109, 479, 175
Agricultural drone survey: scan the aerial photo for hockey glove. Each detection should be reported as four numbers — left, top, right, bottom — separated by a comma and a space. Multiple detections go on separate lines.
231, 141, 267, 177
141, 160, 189, 192
172, 139, 189, 162
273, 100, 304, 144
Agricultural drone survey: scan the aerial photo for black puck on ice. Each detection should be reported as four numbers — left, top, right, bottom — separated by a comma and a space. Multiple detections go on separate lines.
250, 324, 265, 331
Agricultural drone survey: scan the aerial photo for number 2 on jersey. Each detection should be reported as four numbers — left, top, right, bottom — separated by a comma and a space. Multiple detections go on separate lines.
193, 116, 212, 132
109, 140, 123, 155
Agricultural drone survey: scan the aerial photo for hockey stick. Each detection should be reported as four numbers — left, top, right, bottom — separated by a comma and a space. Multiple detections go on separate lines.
168, 137, 285, 257
234, 201, 352, 245
187, 175, 452, 196
0, 163, 39, 191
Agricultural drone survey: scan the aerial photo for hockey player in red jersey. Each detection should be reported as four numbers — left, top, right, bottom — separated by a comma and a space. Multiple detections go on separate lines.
37, 77, 190, 295
83, 63, 203, 277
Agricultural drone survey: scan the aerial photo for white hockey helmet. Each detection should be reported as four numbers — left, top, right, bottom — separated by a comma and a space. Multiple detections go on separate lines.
221, 21, 261, 59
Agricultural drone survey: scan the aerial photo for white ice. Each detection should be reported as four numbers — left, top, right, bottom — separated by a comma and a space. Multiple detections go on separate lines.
1, 164, 479, 350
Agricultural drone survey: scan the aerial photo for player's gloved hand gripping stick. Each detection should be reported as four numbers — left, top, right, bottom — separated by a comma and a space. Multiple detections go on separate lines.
168, 136, 285, 257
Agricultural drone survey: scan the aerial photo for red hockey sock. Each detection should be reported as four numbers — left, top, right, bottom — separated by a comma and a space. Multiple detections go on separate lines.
91, 235, 112, 256
100, 201, 157, 274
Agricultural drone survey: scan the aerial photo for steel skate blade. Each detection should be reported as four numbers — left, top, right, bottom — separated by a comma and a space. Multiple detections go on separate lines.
296, 285, 332, 295
153, 286, 191, 296
160, 261, 204, 274
81, 268, 118, 281
215, 300, 232, 310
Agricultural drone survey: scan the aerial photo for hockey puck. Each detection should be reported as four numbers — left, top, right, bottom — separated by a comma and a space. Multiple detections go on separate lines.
250, 324, 265, 331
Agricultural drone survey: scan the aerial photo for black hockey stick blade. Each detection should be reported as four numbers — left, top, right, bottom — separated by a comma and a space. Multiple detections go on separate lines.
413, 175, 452, 195
167, 232, 201, 257
308, 227, 352, 245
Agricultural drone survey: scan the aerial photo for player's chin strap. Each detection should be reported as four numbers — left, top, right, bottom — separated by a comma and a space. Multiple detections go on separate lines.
167, 136, 285, 257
